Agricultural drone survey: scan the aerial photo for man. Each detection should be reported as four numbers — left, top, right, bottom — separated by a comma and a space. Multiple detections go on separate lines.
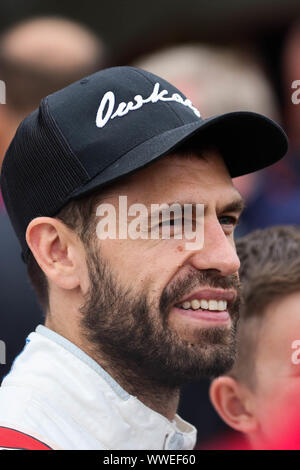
135, 43, 282, 440
0, 66, 287, 449
210, 226, 300, 449
0, 16, 106, 382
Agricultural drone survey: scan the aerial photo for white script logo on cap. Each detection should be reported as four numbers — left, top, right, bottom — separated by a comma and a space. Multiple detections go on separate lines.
96, 82, 201, 129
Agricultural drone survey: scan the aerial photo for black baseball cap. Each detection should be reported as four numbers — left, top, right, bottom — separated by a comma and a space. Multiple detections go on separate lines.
0, 66, 288, 262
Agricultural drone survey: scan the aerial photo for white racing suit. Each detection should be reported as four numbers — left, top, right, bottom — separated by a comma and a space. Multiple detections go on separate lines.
0, 325, 197, 450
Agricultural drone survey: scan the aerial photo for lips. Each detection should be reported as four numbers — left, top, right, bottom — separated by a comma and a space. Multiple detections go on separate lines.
175, 288, 237, 308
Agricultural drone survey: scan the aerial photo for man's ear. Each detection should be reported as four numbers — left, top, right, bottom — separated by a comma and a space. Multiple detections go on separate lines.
26, 216, 83, 290
209, 375, 258, 434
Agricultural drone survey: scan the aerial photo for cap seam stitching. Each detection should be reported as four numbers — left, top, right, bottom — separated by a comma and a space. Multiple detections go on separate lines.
43, 97, 91, 181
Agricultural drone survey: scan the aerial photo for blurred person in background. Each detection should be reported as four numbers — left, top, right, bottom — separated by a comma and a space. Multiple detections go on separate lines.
209, 226, 300, 450
0, 15, 107, 382
134, 43, 281, 443
283, 19, 300, 154
234, 20, 300, 231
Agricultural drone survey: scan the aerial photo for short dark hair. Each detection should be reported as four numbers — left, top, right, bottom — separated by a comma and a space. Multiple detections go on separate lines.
27, 191, 102, 312
229, 225, 300, 387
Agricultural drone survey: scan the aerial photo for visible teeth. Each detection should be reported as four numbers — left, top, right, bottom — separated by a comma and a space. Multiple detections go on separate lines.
191, 299, 200, 310
217, 300, 227, 311
179, 299, 228, 311
208, 300, 218, 311
182, 301, 191, 309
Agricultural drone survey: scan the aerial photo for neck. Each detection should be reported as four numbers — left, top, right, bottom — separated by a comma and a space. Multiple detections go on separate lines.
99, 356, 181, 420
81, 340, 181, 421
45, 316, 180, 421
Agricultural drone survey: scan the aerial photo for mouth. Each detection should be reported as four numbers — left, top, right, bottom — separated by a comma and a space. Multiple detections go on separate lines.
172, 288, 237, 324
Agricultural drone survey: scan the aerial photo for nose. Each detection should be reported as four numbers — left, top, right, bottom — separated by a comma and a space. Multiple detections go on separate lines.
186, 215, 240, 277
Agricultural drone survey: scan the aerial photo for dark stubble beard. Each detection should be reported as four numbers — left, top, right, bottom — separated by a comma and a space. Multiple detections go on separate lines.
80, 244, 241, 389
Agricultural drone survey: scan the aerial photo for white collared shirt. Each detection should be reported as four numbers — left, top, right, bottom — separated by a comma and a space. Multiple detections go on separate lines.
0, 325, 197, 450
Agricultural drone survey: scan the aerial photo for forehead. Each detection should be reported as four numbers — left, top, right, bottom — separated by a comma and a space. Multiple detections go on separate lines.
104, 149, 238, 205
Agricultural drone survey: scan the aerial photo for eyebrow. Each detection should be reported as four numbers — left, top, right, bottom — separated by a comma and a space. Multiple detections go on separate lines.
148, 197, 246, 217
218, 198, 246, 216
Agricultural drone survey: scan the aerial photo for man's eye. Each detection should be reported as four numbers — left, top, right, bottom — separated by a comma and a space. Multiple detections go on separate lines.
219, 215, 239, 226
159, 218, 181, 227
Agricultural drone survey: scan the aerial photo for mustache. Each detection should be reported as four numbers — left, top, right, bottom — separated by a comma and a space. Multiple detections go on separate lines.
159, 269, 241, 314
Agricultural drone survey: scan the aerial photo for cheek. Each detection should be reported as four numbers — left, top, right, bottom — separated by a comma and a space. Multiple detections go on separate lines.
275, 381, 300, 416
254, 378, 300, 439
103, 239, 186, 287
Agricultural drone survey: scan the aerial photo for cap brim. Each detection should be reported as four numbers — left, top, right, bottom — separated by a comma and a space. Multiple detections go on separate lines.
71, 111, 288, 199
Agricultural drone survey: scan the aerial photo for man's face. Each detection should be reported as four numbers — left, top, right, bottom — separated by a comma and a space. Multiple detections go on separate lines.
249, 291, 300, 447
80, 149, 243, 387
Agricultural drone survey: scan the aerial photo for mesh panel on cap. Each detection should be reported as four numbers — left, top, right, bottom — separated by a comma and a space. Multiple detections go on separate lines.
1, 97, 90, 259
